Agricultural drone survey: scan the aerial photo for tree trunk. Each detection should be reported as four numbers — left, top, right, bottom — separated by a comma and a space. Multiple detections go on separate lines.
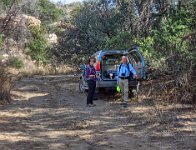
0, 68, 12, 102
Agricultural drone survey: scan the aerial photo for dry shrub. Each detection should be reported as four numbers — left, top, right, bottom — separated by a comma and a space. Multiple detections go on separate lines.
146, 73, 194, 105
140, 54, 195, 125
145, 53, 195, 104
0, 66, 12, 103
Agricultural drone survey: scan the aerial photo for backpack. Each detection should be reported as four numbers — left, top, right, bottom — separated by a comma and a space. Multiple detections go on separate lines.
118, 63, 134, 80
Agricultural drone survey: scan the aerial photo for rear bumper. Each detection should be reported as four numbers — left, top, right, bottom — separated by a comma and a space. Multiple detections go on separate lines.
96, 80, 138, 88
96, 80, 117, 88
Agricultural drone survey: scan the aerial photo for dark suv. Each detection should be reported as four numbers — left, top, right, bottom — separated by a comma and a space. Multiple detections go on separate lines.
79, 47, 146, 93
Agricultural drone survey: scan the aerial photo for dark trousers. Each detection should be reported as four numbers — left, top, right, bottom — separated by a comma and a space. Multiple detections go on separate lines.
87, 80, 96, 104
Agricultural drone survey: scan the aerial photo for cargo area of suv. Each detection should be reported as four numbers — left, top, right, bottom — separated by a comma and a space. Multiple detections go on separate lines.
101, 54, 123, 80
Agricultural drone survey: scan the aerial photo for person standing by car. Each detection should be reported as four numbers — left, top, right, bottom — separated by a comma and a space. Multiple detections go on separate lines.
117, 56, 138, 107
85, 57, 96, 107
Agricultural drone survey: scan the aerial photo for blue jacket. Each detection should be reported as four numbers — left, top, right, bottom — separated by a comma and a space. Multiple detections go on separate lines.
117, 63, 136, 81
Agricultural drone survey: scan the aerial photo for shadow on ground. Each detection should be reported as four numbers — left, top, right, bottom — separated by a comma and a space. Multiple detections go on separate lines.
0, 76, 195, 150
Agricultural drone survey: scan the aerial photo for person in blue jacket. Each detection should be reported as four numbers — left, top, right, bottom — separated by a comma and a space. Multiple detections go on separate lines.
117, 56, 138, 107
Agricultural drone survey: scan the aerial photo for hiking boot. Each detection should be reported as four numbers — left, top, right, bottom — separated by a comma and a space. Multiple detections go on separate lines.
123, 103, 128, 108
87, 104, 96, 107
91, 104, 96, 106
120, 102, 128, 108
120, 102, 127, 105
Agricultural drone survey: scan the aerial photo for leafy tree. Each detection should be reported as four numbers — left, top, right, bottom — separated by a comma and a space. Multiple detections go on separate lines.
1, 0, 15, 7
55, 0, 134, 60
37, 0, 64, 24
28, 26, 50, 65
104, 32, 134, 50
53, 0, 195, 69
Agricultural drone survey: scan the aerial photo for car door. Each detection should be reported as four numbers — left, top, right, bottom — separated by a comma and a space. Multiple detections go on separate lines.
127, 47, 146, 80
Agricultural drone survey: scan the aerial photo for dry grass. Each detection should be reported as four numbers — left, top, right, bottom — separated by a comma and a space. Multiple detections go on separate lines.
17, 64, 77, 78
142, 73, 195, 104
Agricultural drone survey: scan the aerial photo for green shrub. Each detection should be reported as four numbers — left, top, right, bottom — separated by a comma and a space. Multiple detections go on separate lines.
9, 57, 24, 69
37, 0, 64, 23
28, 26, 50, 65
1, 0, 14, 7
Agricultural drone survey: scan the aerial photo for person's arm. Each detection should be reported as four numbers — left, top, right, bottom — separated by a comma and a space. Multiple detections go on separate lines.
128, 63, 137, 78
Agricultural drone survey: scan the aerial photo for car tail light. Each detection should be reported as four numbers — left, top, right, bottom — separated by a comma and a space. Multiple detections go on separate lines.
96, 61, 100, 71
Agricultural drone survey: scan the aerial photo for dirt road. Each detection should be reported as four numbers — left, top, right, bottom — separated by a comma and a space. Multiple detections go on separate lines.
0, 75, 195, 150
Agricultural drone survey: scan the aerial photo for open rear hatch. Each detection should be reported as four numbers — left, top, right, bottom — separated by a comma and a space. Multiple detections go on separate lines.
127, 47, 146, 80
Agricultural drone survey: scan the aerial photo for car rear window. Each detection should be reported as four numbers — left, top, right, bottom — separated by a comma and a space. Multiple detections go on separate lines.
102, 54, 122, 65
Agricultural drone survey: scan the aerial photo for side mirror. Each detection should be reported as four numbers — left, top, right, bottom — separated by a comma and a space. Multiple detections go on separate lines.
80, 64, 85, 70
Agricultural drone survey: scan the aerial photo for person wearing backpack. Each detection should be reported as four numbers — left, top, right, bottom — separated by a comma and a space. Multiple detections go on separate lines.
117, 56, 138, 107
85, 57, 97, 107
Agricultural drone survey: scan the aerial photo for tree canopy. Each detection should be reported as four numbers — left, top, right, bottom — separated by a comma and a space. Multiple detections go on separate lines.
54, 0, 195, 66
